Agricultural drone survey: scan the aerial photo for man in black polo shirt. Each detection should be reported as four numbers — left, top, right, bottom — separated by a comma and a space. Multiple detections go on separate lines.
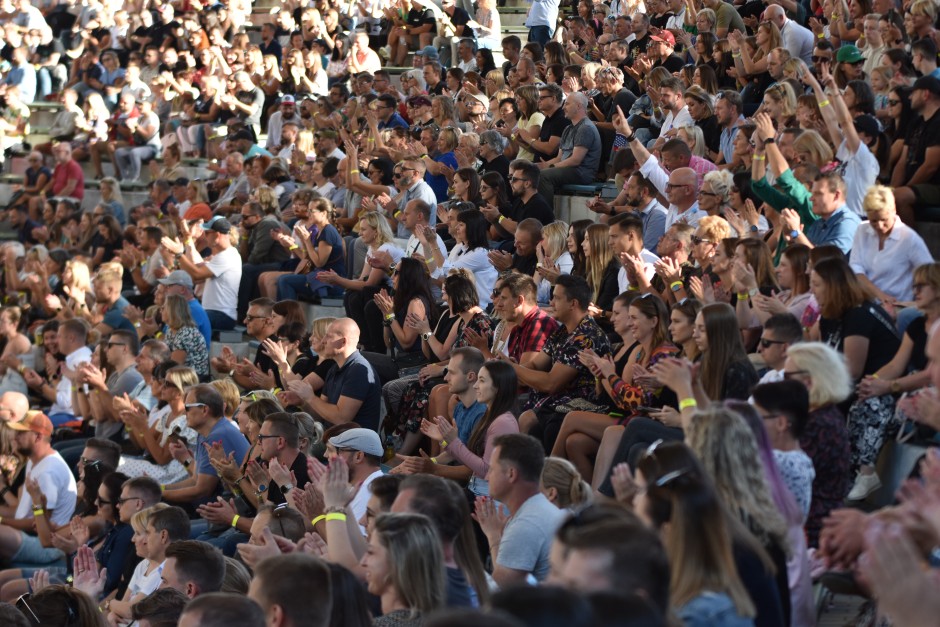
627, 14, 653, 65
648, 31, 685, 72
288, 318, 382, 432
488, 217, 543, 275
517, 82, 569, 163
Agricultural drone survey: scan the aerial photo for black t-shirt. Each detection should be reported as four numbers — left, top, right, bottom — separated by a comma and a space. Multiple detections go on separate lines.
254, 337, 281, 388
448, 7, 471, 36
513, 252, 538, 275
649, 12, 674, 29
655, 53, 686, 73
406, 7, 437, 34
34, 39, 64, 63
903, 110, 940, 183
819, 301, 902, 377
906, 315, 928, 372
508, 193, 554, 225
628, 34, 652, 66
266, 451, 312, 505
604, 88, 637, 122
698, 114, 721, 155
481, 154, 510, 185
535, 106, 571, 162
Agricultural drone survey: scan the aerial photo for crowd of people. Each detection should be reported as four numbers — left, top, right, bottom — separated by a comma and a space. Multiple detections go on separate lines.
0, 0, 938, 624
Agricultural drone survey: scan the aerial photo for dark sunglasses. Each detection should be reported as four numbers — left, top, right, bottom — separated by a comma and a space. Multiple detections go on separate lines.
887, 99, 901, 106
690, 235, 713, 245
759, 338, 788, 348
811, 55, 831, 63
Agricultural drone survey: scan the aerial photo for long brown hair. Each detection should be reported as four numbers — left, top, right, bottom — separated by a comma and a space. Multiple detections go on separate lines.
629, 293, 670, 350
467, 360, 517, 457
699, 303, 749, 399
637, 442, 756, 617
736, 239, 778, 290
782, 244, 810, 295
813, 257, 868, 319
584, 224, 613, 303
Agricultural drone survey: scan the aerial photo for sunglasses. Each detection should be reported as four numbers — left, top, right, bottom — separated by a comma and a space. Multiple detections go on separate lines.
690, 235, 713, 245
16, 593, 39, 624
759, 338, 788, 348
811, 55, 831, 63
184, 403, 207, 410
783, 369, 809, 380
887, 99, 901, 106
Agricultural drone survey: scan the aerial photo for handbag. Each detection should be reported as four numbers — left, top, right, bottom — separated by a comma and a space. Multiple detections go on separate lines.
555, 397, 610, 415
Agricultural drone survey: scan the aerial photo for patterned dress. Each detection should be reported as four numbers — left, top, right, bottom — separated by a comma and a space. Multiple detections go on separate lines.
799, 404, 852, 548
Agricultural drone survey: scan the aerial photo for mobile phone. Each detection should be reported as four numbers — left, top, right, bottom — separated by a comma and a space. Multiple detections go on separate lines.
635, 406, 658, 415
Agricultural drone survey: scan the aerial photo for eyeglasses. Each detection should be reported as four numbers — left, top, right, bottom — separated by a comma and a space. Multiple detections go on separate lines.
107, 341, 127, 348
887, 99, 901, 106
117, 496, 143, 507
508, 176, 527, 183
759, 338, 788, 348
184, 403, 207, 410
244, 314, 270, 321
665, 183, 688, 190
698, 190, 719, 197
690, 235, 713, 245
913, 282, 929, 291
16, 593, 39, 624
811, 55, 832, 63
97, 495, 114, 505
80, 456, 103, 468
783, 369, 808, 380
257, 434, 282, 441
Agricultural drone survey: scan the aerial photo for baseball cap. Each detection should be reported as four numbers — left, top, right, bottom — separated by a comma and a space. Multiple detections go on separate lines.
408, 95, 432, 108
650, 30, 676, 47
172, 176, 190, 187
467, 92, 488, 108
280, 94, 296, 105
183, 203, 213, 223
835, 45, 864, 64
328, 428, 383, 457
417, 45, 439, 60
229, 129, 254, 142
205, 216, 232, 234
912, 75, 940, 96
157, 270, 195, 289
8, 411, 53, 438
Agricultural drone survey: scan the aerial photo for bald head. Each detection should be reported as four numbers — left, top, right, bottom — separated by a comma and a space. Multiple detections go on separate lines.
666, 167, 698, 210
671, 167, 696, 187
765, 4, 786, 25
326, 318, 360, 360
0, 391, 28, 422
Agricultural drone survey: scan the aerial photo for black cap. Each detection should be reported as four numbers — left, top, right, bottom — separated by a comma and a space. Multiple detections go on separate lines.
912, 75, 940, 96
205, 216, 232, 234
853, 114, 882, 137
229, 129, 253, 142
172, 176, 190, 186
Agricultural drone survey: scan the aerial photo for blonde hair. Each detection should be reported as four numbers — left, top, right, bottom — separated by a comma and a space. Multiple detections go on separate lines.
131, 503, 170, 534
210, 378, 242, 418
311, 317, 337, 340
784, 342, 852, 408
540, 221, 569, 261
373, 513, 445, 616
485, 69, 506, 94
869, 65, 893, 90
702, 169, 734, 205
697, 215, 731, 242
358, 211, 395, 248
163, 294, 195, 330
677, 125, 706, 157
95, 261, 124, 285
164, 366, 199, 397
911, 0, 937, 20
862, 184, 895, 215
99, 177, 125, 206
686, 407, 789, 553
764, 82, 797, 118
541, 457, 591, 509
792, 130, 834, 167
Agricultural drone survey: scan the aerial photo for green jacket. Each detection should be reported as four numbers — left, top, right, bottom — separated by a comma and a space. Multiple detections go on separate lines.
752, 169, 819, 263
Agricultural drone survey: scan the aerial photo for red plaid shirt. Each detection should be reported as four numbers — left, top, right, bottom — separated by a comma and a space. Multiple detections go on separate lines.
507, 306, 560, 361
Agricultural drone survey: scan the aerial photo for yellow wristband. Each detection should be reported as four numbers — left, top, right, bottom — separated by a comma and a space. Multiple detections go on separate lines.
753, 154, 766, 161
498, 215, 506, 223
289, 244, 299, 250
325, 512, 347, 522
627, 286, 638, 291
817, 32, 824, 38
425, 257, 433, 265
440, 439, 448, 448
430, 457, 438, 464
737, 292, 750, 301
231, 514, 240, 528
669, 281, 683, 291
678, 398, 698, 410
394, 211, 402, 219
818, 99, 830, 108
350, 169, 360, 174
384, 313, 395, 321
311, 514, 326, 526
32, 508, 44, 516
161, 484, 166, 492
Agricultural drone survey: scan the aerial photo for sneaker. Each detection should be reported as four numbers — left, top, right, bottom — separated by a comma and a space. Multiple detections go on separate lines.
378, 46, 390, 60
847, 472, 881, 501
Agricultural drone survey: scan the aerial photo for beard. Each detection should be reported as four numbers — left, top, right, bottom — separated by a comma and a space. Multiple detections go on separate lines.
16, 443, 33, 457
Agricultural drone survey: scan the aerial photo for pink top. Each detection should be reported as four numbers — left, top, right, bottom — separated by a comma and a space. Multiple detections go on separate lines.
52, 159, 84, 200
445, 412, 518, 479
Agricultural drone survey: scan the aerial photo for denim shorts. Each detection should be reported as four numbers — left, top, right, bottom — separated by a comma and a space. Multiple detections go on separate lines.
10, 532, 66, 569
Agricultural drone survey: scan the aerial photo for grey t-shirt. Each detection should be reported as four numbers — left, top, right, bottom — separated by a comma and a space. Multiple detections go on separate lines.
559, 118, 602, 181
496, 493, 566, 582
97, 365, 144, 439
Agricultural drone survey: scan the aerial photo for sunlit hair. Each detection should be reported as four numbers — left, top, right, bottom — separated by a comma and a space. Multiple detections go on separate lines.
686, 406, 790, 553
540, 221, 569, 261
784, 342, 853, 407
358, 211, 395, 248
372, 513, 446, 616
862, 184, 894, 215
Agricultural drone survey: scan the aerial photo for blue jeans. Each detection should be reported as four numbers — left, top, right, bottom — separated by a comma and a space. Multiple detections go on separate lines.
276, 273, 342, 301
206, 309, 237, 331
528, 25, 553, 47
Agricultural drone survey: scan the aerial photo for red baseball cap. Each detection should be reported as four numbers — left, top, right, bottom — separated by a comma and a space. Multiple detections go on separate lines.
651, 30, 676, 47
9, 411, 54, 438
183, 203, 213, 223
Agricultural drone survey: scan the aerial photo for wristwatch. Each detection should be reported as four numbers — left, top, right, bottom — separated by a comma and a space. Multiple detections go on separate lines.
763, 138, 776, 145
281, 482, 294, 494
789, 229, 800, 239
421, 331, 433, 342
749, 224, 759, 233
255, 483, 268, 497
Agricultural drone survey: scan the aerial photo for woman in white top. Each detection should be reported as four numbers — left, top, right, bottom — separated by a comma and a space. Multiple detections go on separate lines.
534, 221, 573, 306
106, 504, 171, 625
119, 366, 199, 485
507, 85, 544, 162
421, 207, 498, 308
469, 0, 502, 50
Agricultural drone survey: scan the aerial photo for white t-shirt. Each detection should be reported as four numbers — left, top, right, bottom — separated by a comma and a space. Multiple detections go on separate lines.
16, 452, 77, 527
201, 247, 243, 320
349, 469, 384, 535
127, 559, 165, 600
836, 140, 880, 218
